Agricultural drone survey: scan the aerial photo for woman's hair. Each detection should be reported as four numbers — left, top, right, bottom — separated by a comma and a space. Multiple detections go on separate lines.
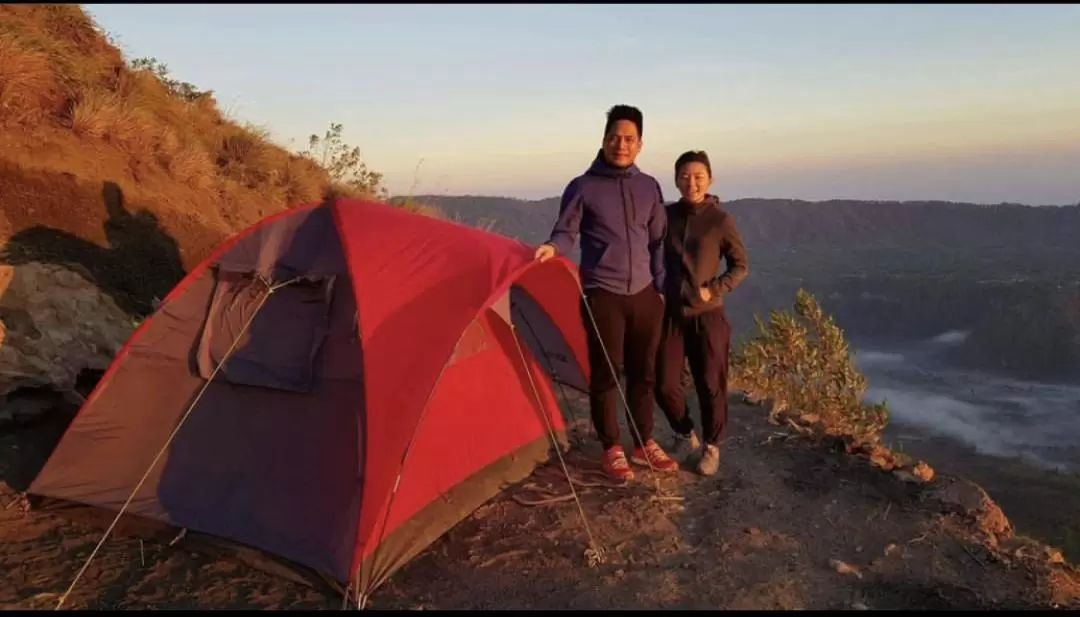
674, 150, 712, 177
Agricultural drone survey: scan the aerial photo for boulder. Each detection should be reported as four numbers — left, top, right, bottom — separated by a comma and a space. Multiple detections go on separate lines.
929, 476, 1012, 538
0, 262, 135, 397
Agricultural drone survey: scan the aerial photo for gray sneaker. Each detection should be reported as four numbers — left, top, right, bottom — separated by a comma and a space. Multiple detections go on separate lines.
697, 444, 720, 476
671, 430, 702, 461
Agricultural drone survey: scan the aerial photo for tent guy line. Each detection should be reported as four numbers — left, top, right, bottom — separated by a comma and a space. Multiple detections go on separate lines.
508, 321, 605, 568
54, 273, 303, 611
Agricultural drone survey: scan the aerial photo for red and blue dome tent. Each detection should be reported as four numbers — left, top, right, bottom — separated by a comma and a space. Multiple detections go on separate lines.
29, 197, 597, 608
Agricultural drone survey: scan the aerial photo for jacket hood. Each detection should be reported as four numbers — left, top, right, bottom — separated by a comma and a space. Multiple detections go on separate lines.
585, 149, 640, 178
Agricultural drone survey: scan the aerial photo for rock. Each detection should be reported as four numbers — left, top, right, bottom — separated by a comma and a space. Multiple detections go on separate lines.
930, 477, 1012, 537
867, 444, 898, 471
742, 390, 765, 405
844, 439, 868, 455
912, 461, 935, 482
1008, 540, 1066, 566
829, 558, 863, 579
893, 470, 920, 484
0, 263, 135, 397
1045, 546, 1066, 565
895, 461, 935, 484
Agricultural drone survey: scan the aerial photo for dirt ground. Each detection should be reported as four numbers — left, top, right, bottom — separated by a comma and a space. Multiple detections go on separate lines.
2, 390, 1078, 611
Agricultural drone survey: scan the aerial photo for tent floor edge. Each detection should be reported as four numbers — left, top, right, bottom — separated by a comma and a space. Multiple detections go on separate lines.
182, 530, 345, 595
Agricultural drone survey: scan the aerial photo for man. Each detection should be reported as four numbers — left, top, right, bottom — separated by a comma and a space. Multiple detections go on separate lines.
655, 150, 749, 477
534, 104, 679, 481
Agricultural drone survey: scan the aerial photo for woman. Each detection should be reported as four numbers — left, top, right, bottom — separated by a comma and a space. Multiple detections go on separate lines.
655, 150, 749, 476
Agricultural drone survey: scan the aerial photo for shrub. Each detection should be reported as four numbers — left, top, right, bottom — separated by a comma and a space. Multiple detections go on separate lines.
129, 57, 212, 103
300, 122, 386, 201
732, 288, 889, 445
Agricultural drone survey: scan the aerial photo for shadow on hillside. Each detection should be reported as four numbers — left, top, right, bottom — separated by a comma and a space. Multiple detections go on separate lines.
0, 181, 185, 317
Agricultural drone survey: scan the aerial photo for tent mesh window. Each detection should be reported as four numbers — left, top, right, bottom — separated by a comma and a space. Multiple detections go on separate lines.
194, 268, 336, 393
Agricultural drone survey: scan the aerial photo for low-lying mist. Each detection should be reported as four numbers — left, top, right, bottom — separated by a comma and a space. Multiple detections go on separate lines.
854, 330, 1080, 473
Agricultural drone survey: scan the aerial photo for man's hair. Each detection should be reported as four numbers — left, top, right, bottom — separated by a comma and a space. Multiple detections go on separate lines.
675, 150, 712, 177
604, 104, 643, 138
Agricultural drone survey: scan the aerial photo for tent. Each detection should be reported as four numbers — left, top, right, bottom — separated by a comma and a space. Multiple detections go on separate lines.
29, 197, 593, 603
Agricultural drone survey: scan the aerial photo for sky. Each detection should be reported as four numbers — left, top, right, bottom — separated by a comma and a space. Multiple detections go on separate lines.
83, 4, 1080, 205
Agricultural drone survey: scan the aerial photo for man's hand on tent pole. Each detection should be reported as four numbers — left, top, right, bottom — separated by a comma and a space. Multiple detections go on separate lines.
534, 243, 557, 263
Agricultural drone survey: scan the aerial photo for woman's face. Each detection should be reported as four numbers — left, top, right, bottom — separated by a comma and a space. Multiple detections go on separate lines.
676, 161, 711, 203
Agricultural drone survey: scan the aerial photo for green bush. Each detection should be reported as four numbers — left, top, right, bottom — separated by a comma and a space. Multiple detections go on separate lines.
732, 288, 889, 445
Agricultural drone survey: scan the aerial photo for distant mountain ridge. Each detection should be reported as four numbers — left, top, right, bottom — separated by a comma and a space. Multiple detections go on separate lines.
392, 194, 1080, 382
393, 195, 1080, 258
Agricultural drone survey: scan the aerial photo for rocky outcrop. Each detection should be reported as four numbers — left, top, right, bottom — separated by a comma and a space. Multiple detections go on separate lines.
929, 476, 1012, 539
0, 262, 135, 399
916, 473, 1079, 607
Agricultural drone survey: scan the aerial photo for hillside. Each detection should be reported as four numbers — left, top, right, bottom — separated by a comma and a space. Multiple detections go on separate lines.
0, 4, 354, 314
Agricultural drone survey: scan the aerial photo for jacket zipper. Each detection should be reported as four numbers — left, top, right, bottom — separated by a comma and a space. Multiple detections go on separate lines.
682, 205, 691, 300
620, 177, 633, 293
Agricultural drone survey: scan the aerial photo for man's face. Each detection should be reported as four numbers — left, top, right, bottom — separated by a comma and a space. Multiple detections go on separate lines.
602, 120, 642, 168
676, 161, 711, 204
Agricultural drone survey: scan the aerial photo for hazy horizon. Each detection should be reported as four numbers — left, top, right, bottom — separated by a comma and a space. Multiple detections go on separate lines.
393, 180, 1080, 208
83, 4, 1080, 205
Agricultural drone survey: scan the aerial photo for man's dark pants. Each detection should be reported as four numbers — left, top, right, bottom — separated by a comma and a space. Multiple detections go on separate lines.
655, 307, 732, 446
581, 286, 664, 450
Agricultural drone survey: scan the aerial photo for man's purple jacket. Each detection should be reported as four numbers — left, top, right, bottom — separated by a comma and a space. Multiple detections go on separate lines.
545, 151, 667, 296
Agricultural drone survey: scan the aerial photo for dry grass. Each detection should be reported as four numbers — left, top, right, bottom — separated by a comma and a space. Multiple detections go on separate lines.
391, 197, 445, 219
0, 36, 66, 126
0, 4, 340, 245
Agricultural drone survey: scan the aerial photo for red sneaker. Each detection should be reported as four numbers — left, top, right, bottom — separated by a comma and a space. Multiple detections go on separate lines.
630, 439, 680, 473
601, 446, 634, 481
